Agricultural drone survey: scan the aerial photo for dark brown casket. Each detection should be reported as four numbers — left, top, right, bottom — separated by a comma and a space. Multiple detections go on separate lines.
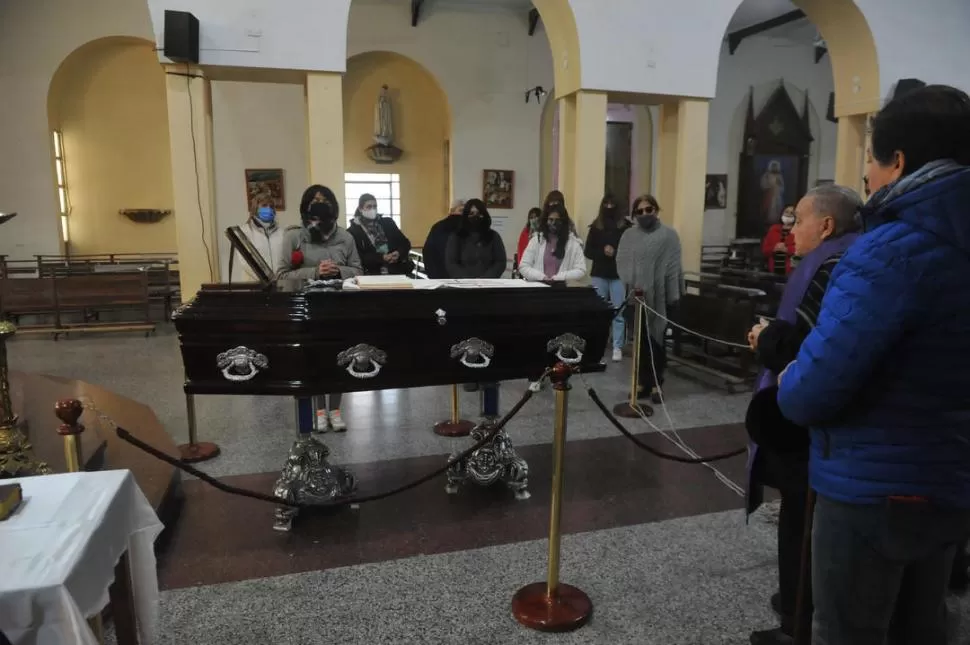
172, 281, 613, 396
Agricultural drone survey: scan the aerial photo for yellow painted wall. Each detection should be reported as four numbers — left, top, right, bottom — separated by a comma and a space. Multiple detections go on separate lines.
343, 52, 450, 243
48, 38, 175, 255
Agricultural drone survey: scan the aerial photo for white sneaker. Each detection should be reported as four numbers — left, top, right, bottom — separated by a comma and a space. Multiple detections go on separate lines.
612, 348, 623, 362
329, 409, 347, 432
314, 409, 329, 433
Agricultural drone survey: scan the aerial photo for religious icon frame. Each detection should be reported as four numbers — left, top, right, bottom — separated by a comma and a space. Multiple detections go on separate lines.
482, 169, 515, 209
704, 174, 728, 210
244, 168, 286, 212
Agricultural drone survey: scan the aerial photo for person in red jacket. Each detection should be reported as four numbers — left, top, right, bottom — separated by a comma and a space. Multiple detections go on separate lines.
516, 207, 542, 268
762, 205, 796, 274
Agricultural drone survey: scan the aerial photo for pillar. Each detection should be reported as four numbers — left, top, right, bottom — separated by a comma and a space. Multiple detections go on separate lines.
834, 113, 868, 197
556, 91, 607, 231
164, 65, 219, 300
305, 72, 346, 217
656, 99, 709, 274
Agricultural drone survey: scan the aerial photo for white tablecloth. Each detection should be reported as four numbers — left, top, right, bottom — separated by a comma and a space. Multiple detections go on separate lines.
0, 470, 163, 645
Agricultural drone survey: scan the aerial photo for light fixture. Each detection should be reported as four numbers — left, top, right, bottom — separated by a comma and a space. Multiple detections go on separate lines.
525, 85, 547, 104
0, 212, 17, 226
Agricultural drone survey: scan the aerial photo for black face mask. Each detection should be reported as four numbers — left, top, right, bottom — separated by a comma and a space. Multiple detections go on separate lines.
547, 220, 563, 235
637, 215, 658, 230
468, 216, 485, 231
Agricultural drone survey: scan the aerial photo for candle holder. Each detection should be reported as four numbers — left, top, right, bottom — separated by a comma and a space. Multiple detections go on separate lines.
0, 321, 51, 477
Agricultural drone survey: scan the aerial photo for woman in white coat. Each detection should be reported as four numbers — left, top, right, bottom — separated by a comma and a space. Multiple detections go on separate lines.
519, 203, 587, 282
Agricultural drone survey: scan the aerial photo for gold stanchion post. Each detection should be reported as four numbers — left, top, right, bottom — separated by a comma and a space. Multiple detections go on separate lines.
54, 398, 105, 645
613, 289, 653, 418
511, 362, 592, 632
0, 321, 51, 477
433, 384, 475, 437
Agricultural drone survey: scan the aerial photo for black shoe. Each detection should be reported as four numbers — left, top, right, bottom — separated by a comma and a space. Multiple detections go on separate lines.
650, 388, 663, 405
750, 627, 793, 645
771, 592, 782, 616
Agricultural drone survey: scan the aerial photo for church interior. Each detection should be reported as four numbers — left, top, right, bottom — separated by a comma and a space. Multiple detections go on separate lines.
2, 0, 969, 643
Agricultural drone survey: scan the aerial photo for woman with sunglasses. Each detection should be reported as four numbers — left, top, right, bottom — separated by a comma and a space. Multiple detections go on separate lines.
616, 194, 684, 404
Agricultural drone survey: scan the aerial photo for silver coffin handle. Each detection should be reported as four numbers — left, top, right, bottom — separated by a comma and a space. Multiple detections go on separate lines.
450, 337, 495, 369
216, 346, 269, 382
547, 333, 586, 365
337, 344, 388, 379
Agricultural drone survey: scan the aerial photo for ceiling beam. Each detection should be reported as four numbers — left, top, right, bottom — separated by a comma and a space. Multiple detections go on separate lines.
727, 9, 806, 55
815, 45, 828, 64
411, 0, 424, 28
528, 8, 540, 36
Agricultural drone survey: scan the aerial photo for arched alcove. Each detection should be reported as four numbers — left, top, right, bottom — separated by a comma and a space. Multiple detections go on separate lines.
343, 51, 452, 242
47, 36, 175, 255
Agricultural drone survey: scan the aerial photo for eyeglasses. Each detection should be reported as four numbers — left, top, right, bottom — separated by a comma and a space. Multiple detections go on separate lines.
635, 206, 656, 215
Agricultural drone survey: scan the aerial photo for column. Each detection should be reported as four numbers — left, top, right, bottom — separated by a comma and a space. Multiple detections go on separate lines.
834, 113, 868, 197
656, 99, 709, 274
164, 64, 219, 300
556, 91, 607, 231
305, 72, 346, 216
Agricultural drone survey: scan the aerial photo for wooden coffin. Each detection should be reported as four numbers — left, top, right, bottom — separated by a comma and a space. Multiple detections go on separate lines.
173, 282, 613, 396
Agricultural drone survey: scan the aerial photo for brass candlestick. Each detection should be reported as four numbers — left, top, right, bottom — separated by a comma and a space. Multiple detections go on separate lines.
0, 321, 51, 477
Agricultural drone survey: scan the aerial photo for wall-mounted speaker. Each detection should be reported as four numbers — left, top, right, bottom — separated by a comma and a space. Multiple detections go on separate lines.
164, 10, 200, 64
826, 92, 837, 124
892, 78, 927, 100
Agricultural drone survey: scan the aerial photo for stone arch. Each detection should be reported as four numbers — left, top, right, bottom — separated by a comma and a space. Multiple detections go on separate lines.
343, 51, 452, 240
47, 36, 174, 254
531, 0, 582, 98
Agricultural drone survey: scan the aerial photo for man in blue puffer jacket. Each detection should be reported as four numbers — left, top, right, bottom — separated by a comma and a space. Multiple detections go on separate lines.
777, 84, 970, 645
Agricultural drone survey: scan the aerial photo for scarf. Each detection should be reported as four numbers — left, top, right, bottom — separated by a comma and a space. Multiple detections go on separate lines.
754, 232, 860, 393
354, 215, 389, 254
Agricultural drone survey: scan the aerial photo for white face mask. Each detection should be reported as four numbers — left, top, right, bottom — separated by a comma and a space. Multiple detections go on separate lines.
781, 213, 795, 226
361, 208, 378, 220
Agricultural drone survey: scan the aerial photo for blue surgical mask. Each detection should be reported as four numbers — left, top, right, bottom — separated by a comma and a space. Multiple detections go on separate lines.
256, 206, 275, 223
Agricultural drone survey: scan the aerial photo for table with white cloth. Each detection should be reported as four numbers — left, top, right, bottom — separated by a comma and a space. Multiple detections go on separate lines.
0, 470, 163, 645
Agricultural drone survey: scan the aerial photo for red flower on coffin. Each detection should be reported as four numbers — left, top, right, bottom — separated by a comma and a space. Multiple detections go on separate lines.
291, 250, 305, 268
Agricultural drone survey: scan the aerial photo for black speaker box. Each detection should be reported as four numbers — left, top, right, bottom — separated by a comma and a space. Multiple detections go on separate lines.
164, 10, 200, 64
892, 78, 927, 100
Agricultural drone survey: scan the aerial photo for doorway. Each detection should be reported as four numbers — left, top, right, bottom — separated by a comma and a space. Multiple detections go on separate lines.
605, 121, 633, 211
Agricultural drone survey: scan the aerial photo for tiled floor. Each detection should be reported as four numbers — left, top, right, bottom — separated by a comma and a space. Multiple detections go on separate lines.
10, 327, 967, 644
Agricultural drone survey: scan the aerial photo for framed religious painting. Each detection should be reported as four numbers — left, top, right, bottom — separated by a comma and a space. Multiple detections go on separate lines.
704, 174, 728, 209
245, 168, 286, 212
482, 170, 514, 209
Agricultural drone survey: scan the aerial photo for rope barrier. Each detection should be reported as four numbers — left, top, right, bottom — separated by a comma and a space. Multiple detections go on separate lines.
636, 298, 752, 350
113, 371, 547, 509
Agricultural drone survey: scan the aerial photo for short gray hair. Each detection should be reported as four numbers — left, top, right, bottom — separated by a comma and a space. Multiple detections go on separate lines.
805, 184, 863, 236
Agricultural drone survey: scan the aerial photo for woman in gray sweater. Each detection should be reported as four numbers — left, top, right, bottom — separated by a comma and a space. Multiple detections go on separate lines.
444, 199, 507, 279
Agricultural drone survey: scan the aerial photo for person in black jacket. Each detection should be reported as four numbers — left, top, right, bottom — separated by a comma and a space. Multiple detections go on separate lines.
346, 193, 414, 275
585, 194, 628, 361
444, 199, 507, 279
421, 198, 465, 278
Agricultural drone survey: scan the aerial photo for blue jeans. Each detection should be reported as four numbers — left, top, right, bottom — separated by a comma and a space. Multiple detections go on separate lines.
592, 277, 625, 350
812, 494, 970, 645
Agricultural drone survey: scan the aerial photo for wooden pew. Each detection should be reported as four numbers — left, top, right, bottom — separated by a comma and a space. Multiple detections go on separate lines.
0, 276, 57, 332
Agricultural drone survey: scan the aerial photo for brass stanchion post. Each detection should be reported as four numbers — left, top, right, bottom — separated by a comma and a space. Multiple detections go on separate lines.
54, 398, 105, 645
433, 384, 475, 437
613, 289, 653, 418
511, 363, 592, 632
177, 392, 220, 463
0, 321, 50, 477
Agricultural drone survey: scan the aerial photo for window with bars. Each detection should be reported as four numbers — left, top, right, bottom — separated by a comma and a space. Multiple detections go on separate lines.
52, 130, 70, 243
344, 173, 401, 228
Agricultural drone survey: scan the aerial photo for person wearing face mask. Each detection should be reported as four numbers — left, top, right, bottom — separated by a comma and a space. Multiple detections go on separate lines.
585, 194, 629, 362
542, 189, 578, 237
278, 184, 363, 433
422, 198, 466, 279
443, 199, 507, 279
347, 193, 414, 276
233, 200, 285, 282
516, 207, 543, 268
518, 204, 587, 282
762, 205, 797, 274
615, 194, 683, 404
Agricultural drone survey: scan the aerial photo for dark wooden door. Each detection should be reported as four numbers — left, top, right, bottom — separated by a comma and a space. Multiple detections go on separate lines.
605, 122, 633, 211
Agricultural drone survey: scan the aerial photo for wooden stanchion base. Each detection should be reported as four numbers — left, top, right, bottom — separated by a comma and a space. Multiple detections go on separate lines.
433, 419, 475, 437
178, 441, 220, 463
511, 582, 593, 632
612, 401, 653, 418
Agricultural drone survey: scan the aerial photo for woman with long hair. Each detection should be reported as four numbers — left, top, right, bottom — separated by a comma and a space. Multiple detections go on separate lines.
443, 198, 507, 279
518, 203, 586, 282
585, 194, 629, 361
346, 193, 414, 275
516, 207, 542, 267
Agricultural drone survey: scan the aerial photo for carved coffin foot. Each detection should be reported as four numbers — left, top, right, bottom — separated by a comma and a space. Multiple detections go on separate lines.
445, 420, 530, 500
271, 437, 357, 532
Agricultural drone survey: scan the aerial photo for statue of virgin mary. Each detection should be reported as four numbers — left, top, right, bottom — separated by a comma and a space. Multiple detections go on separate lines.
374, 85, 394, 146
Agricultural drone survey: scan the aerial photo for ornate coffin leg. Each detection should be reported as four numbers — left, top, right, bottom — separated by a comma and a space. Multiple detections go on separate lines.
273, 398, 357, 532
445, 422, 531, 501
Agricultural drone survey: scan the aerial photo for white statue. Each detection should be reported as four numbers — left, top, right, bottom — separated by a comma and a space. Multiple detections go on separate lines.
374, 85, 394, 146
